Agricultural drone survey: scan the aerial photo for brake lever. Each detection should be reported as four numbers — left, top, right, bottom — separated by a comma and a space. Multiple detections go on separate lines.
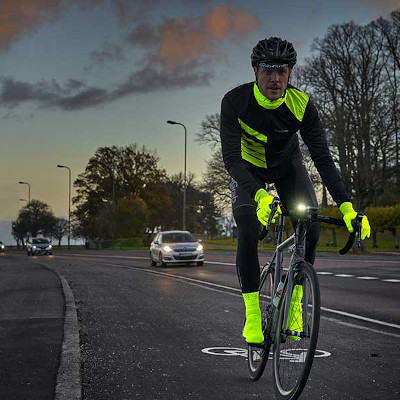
259, 197, 280, 241
355, 213, 364, 248
339, 212, 364, 255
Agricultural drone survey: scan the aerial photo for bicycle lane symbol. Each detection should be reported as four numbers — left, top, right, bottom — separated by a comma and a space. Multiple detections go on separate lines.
201, 347, 331, 363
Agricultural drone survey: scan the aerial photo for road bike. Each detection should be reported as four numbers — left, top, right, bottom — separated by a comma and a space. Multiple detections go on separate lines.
248, 199, 363, 400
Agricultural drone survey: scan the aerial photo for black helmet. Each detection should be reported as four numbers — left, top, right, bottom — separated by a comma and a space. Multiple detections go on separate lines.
251, 37, 297, 68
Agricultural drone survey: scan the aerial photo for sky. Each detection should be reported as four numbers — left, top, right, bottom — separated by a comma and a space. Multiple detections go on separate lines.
0, 0, 399, 244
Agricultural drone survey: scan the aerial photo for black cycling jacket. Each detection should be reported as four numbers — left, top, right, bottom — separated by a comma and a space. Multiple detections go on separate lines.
220, 81, 350, 206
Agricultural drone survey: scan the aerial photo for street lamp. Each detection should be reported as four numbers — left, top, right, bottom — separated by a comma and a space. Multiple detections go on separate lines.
167, 120, 187, 230
19, 181, 31, 203
57, 165, 71, 250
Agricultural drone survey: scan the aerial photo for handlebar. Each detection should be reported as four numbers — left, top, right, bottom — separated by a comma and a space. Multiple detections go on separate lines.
258, 199, 365, 255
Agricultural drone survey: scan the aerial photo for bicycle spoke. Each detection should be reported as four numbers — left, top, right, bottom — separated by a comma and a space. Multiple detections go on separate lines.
247, 265, 274, 381
273, 262, 320, 399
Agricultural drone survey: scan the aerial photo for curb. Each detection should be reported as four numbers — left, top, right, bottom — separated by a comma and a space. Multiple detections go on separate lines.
40, 264, 82, 400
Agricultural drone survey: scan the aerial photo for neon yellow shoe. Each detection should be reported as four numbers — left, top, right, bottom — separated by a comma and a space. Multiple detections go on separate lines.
242, 292, 264, 345
286, 285, 303, 341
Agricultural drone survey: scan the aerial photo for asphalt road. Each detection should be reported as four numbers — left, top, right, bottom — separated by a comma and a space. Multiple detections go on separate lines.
2, 249, 400, 399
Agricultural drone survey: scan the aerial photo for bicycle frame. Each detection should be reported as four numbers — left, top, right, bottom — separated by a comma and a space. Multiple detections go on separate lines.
263, 211, 312, 340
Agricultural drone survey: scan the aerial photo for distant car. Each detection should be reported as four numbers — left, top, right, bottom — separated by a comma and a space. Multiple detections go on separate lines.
0, 241, 5, 253
26, 237, 53, 256
150, 230, 204, 267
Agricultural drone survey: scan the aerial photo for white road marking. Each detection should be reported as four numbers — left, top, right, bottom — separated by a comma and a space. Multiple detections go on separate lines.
58, 253, 400, 284
357, 276, 379, 280
322, 317, 400, 339
99, 262, 400, 334
321, 306, 400, 330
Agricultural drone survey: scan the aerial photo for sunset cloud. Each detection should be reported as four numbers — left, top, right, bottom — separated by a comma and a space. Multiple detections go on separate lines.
0, 0, 59, 48
127, 4, 261, 68
0, 0, 103, 49
0, 62, 212, 111
0, 2, 260, 111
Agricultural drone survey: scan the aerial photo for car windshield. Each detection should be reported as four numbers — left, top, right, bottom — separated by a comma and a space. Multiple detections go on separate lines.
162, 233, 195, 243
32, 238, 50, 244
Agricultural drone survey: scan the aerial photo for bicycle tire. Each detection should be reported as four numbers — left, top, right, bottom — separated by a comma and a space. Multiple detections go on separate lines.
272, 262, 320, 400
248, 265, 274, 381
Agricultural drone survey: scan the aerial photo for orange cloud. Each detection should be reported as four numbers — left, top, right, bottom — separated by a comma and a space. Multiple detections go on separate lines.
205, 4, 260, 40
0, 0, 104, 49
0, 0, 59, 48
156, 4, 260, 67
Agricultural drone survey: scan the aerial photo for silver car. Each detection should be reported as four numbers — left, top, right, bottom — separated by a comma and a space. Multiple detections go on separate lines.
150, 230, 204, 267
26, 237, 53, 256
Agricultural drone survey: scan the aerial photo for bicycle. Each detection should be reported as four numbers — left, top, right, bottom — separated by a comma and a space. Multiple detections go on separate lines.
247, 198, 364, 400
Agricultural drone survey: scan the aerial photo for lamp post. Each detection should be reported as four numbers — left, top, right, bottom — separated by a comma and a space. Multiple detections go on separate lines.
167, 120, 187, 230
18, 181, 31, 203
57, 165, 71, 250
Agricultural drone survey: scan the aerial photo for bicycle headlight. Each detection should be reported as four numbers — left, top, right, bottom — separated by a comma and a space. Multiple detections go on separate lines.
298, 204, 307, 212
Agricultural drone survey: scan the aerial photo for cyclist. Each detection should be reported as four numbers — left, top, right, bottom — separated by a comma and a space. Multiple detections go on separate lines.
220, 36, 371, 346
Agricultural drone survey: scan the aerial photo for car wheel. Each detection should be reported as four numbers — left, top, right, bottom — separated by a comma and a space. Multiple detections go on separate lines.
197, 261, 204, 266
150, 252, 157, 266
158, 253, 166, 267
27, 251, 30, 256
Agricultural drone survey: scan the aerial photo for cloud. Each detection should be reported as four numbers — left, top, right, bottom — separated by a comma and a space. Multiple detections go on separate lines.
0, 0, 103, 49
0, 0, 59, 49
0, 62, 211, 111
127, 4, 261, 67
84, 44, 127, 72
0, 3, 260, 111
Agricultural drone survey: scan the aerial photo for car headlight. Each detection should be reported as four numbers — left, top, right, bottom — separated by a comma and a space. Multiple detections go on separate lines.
0, 245, 4, 249
196, 244, 203, 251
162, 245, 173, 252
33, 245, 37, 249
47, 245, 52, 249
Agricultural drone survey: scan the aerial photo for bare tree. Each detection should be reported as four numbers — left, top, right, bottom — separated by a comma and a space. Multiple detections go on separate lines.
196, 114, 232, 211
300, 19, 398, 208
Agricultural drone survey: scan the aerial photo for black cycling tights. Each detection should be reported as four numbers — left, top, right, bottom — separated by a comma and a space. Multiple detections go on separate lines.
235, 212, 319, 293
232, 158, 319, 294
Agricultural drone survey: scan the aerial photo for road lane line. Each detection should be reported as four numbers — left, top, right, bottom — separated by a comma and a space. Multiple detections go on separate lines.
322, 317, 400, 339
320, 306, 400, 330
100, 262, 400, 333
357, 276, 379, 280
56, 254, 400, 284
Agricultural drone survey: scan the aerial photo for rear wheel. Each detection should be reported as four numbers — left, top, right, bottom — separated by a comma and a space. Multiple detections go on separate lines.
272, 262, 320, 400
248, 264, 274, 381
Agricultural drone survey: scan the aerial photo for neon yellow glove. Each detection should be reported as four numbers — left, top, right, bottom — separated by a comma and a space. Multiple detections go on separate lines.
255, 189, 282, 225
339, 202, 371, 240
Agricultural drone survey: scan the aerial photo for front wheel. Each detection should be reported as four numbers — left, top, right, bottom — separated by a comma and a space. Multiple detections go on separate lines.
197, 261, 204, 266
150, 252, 157, 266
158, 253, 166, 267
272, 262, 320, 400
248, 264, 274, 381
